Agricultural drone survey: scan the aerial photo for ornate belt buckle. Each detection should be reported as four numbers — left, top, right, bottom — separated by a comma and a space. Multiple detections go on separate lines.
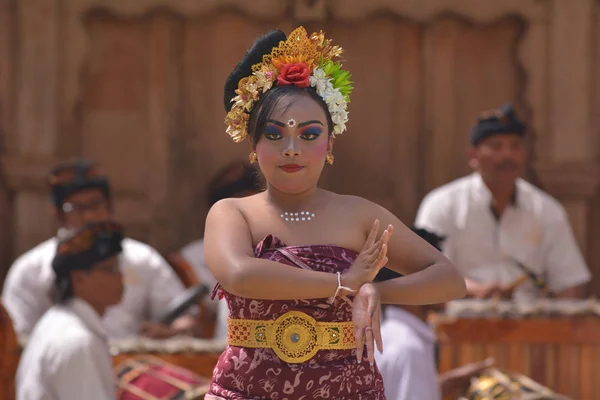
270, 311, 320, 364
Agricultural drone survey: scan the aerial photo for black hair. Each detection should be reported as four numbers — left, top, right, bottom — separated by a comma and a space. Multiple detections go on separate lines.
224, 30, 286, 111
375, 228, 446, 283
54, 274, 75, 303
48, 159, 111, 209
208, 161, 261, 206
223, 29, 333, 145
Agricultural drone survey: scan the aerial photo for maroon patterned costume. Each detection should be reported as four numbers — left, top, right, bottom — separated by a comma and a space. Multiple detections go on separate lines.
207, 235, 386, 399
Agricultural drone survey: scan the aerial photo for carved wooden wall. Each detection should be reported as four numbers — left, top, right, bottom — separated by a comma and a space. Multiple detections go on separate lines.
1, 0, 600, 296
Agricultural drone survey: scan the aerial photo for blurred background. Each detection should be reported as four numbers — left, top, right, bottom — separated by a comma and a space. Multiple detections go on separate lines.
2, 0, 600, 398
2, 0, 599, 295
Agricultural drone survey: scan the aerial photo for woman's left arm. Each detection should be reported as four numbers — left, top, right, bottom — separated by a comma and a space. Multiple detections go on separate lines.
364, 200, 466, 305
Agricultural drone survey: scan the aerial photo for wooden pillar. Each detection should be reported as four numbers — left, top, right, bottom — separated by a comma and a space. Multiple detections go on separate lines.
5, 0, 61, 257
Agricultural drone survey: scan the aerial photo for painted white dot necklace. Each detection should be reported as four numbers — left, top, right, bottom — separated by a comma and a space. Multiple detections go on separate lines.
280, 211, 316, 222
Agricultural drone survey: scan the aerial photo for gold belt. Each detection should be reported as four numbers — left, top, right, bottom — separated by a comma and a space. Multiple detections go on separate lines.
227, 311, 356, 364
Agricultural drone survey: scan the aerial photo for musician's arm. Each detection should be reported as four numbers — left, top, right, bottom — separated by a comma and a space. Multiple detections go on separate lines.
464, 277, 498, 299
542, 206, 591, 299
145, 250, 201, 337
438, 358, 494, 397
554, 284, 586, 299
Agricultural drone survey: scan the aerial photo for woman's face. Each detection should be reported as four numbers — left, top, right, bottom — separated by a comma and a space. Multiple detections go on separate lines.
254, 94, 332, 195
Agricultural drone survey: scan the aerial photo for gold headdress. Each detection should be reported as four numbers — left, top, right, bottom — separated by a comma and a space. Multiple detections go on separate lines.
225, 27, 353, 143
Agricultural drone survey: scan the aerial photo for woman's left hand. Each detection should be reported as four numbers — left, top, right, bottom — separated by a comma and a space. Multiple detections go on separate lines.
352, 283, 383, 365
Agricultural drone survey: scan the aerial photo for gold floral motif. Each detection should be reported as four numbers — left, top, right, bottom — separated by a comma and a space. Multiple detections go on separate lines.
227, 311, 356, 364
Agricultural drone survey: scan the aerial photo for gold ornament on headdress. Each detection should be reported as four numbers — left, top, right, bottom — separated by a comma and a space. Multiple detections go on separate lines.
225, 27, 353, 143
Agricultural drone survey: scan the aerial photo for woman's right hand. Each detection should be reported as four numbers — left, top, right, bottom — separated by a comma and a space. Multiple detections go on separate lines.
342, 219, 393, 290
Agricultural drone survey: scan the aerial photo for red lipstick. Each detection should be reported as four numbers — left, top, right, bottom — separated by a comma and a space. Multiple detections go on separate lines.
279, 164, 304, 173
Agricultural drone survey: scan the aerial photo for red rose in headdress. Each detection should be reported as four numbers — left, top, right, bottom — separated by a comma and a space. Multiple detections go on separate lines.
276, 63, 311, 88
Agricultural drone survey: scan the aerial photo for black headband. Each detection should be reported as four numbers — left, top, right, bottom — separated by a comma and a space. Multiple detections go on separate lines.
471, 104, 526, 146
48, 160, 111, 208
52, 224, 124, 277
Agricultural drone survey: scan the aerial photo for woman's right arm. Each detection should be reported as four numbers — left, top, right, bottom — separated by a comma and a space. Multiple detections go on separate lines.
204, 198, 340, 300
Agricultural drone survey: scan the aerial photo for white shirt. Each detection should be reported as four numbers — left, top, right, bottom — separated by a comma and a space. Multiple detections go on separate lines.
16, 298, 115, 400
415, 173, 591, 300
374, 307, 441, 400
3, 237, 188, 340
179, 239, 229, 339
179, 239, 217, 293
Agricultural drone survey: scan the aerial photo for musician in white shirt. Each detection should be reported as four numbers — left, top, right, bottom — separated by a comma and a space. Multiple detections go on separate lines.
415, 104, 591, 300
3, 160, 197, 341
17, 221, 125, 400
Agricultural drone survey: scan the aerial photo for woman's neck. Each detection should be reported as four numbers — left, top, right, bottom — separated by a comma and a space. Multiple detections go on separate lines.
265, 184, 321, 212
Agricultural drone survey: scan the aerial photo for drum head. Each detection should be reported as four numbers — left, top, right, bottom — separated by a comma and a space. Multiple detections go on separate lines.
115, 355, 210, 400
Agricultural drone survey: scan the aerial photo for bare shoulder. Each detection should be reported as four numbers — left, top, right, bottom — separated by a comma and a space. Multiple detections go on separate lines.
205, 197, 248, 235
330, 193, 387, 217
331, 192, 414, 235
205, 193, 266, 234
325, 193, 392, 229
207, 195, 256, 217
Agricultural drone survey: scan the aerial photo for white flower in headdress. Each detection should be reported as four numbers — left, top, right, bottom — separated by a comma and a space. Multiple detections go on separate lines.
310, 66, 349, 136
310, 68, 329, 82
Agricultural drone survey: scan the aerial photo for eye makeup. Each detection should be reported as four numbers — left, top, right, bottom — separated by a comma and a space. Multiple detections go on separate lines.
263, 125, 283, 140
298, 126, 323, 140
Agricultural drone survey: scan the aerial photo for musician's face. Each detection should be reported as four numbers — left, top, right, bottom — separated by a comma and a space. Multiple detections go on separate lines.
58, 188, 112, 229
72, 256, 124, 308
469, 134, 525, 187
254, 94, 333, 195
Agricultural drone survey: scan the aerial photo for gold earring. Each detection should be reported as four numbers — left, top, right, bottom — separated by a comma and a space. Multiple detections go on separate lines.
249, 151, 257, 164
326, 153, 334, 165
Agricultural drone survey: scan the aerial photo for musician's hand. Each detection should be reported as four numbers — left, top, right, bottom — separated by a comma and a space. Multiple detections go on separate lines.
465, 279, 498, 299
352, 283, 383, 365
496, 283, 516, 299
343, 220, 393, 290
439, 357, 494, 397
140, 321, 177, 339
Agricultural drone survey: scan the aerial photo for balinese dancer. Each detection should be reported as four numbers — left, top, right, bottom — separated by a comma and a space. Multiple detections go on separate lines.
204, 27, 466, 399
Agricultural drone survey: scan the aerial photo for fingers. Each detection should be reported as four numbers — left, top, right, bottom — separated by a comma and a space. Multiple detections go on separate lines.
364, 225, 393, 263
372, 307, 383, 354
355, 327, 365, 362
364, 327, 375, 365
362, 219, 380, 251
478, 357, 495, 369
374, 245, 388, 269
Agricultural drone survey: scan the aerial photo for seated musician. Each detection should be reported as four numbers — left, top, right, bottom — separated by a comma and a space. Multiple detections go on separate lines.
374, 228, 494, 400
2, 160, 198, 341
414, 104, 591, 300
16, 221, 124, 400
177, 161, 259, 339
